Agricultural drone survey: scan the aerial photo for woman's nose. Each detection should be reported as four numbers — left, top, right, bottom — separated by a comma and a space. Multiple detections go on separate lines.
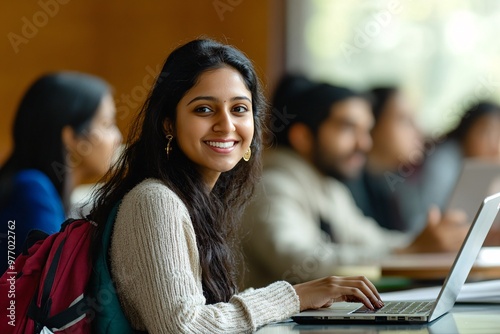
213, 110, 236, 133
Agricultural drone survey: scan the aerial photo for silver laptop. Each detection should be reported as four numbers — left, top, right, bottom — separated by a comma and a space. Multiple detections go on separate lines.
292, 192, 500, 324
292, 311, 459, 333
447, 158, 500, 229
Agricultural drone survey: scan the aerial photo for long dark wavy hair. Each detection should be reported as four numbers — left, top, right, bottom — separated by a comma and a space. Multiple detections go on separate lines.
89, 39, 267, 304
0, 72, 110, 213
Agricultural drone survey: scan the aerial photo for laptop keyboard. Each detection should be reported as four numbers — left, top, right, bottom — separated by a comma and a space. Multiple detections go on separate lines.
353, 301, 434, 314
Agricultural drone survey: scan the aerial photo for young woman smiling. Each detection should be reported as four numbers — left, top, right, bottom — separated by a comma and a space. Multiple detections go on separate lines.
88, 39, 383, 333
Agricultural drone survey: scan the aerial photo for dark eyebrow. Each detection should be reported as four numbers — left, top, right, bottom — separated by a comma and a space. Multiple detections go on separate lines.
187, 95, 251, 106
187, 96, 218, 105
231, 96, 252, 103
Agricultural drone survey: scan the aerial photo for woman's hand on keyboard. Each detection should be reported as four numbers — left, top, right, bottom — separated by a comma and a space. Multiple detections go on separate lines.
292, 275, 384, 311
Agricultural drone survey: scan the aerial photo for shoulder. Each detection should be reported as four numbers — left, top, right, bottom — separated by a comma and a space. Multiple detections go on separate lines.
119, 178, 190, 221
14, 169, 58, 194
123, 178, 185, 205
264, 148, 306, 172
327, 177, 356, 201
11, 169, 62, 206
263, 148, 323, 190
422, 139, 462, 174
4, 169, 64, 234
429, 139, 462, 162
111, 179, 195, 265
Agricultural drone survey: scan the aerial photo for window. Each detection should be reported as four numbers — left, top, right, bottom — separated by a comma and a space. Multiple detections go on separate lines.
287, 0, 500, 135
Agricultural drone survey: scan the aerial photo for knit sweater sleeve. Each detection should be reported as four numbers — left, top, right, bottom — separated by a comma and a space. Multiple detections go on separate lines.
110, 179, 299, 333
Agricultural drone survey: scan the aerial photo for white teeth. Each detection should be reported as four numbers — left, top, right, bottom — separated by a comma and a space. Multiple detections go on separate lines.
206, 141, 235, 149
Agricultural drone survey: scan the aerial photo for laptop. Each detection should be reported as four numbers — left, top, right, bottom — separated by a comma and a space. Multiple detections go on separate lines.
447, 158, 500, 229
292, 192, 500, 325
292, 311, 459, 333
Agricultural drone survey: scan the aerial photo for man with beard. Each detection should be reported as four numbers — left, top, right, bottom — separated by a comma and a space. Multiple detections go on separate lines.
240, 75, 468, 289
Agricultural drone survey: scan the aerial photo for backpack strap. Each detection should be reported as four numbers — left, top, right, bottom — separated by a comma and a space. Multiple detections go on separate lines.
21, 218, 78, 256
27, 238, 66, 331
41, 295, 87, 329
102, 202, 121, 254
21, 230, 50, 255
90, 202, 139, 333
27, 219, 92, 332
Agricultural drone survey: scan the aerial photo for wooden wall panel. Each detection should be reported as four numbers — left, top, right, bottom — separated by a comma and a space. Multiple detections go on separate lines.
0, 0, 285, 164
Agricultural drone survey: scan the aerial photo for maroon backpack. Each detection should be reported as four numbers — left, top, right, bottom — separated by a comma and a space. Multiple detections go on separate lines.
0, 219, 95, 333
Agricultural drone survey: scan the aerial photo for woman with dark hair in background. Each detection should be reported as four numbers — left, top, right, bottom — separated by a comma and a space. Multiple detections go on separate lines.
447, 101, 500, 158
398, 101, 500, 232
88, 39, 383, 333
0, 72, 122, 272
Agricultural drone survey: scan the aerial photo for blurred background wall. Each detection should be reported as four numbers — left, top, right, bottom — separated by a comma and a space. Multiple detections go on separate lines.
0, 0, 285, 165
3, 0, 500, 167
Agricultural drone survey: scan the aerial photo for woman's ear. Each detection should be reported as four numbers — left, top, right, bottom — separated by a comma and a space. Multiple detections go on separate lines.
163, 118, 174, 136
288, 123, 314, 158
61, 125, 77, 152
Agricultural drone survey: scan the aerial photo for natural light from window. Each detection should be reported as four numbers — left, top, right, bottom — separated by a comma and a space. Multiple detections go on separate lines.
287, 0, 500, 137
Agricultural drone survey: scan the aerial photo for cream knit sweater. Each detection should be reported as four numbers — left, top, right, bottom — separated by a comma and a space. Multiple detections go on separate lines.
110, 178, 300, 333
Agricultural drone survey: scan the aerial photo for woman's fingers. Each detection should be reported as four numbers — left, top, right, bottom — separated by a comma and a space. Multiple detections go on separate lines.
293, 275, 383, 311
340, 276, 382, 300
330, 276, 383, 308
336, 286, 381, 310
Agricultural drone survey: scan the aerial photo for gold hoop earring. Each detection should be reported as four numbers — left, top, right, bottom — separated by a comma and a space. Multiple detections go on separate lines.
243, 147, 251, 162
165, 134, 173, 158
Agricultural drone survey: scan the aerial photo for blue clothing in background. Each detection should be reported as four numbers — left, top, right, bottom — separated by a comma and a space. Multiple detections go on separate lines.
0, 169, 65, 273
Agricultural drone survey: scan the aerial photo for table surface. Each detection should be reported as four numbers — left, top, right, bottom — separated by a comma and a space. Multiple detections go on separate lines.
256, 304, 500, 333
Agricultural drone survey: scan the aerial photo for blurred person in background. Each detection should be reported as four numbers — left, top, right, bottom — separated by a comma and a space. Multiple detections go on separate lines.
0, 72, 122, 272
345, 87, 427, 233
240, 75, 469, 289
398, 101, 500, 233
